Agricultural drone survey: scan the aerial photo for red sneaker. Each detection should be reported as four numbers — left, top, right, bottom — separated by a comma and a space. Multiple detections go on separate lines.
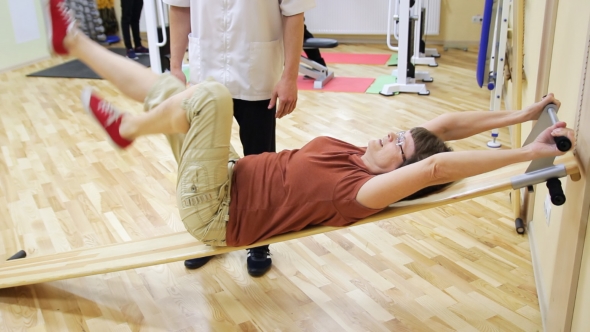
48, 0, 76, 55
81, 88, 133, 149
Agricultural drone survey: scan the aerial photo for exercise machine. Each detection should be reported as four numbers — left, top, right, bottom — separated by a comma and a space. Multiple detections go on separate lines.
143, 0, 168, 74
299, 38, 339, 89
416, 7, 441, 63
381, 0, 433, 96
477, 0, 513, 148
387, 0, 440, 66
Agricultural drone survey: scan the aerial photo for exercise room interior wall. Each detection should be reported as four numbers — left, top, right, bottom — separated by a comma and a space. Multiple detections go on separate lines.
0, 0, 50, 72
425, 0, 485, 47
313, 0, 484, 45
570, 45, 590, 331
547, 2, 590, 328
116, 0, 483, 45
320, 0, 484, 47
507, 0, 590, 328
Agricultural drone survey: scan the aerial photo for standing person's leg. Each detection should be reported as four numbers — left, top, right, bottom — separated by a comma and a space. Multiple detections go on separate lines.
131, 0, 148, 53
119, 0, 137, 59
303, 24, 314, 40
233, 100, 276, 155
303, 24, 327, 67
235, 100, 276, 277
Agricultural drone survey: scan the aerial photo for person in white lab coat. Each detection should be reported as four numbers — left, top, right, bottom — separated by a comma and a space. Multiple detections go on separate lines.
164, 0, 316, 277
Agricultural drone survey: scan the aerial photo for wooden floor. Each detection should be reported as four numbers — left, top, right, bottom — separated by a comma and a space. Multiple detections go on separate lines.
0, 43, 542, 331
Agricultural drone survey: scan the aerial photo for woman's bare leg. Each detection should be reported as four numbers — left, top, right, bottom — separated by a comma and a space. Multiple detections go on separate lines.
118, 86, 201, 139
50, 0, 192, 148
64, 32, 159, 103
82, 83, 197, 148
49, 0, 170, 103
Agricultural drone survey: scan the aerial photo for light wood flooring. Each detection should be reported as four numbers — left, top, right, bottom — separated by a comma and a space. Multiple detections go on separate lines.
0, 43, 541, 331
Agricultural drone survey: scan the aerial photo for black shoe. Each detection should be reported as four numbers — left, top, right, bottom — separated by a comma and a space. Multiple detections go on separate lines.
247, 245, 272, 277
184, 256, 213, 269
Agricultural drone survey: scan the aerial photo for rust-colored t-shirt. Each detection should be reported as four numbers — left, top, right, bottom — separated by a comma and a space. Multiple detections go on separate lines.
226, 137, 383, 246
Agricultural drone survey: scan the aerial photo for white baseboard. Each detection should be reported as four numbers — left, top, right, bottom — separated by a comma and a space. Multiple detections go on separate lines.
312, 34, 479, 46
0, 55, 51, 74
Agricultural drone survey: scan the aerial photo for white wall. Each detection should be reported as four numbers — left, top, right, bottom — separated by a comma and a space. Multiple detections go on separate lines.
0, 0, 50, 72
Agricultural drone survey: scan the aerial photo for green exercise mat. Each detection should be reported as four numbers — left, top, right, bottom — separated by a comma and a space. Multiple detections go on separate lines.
387, 53, 398, 66
365, 75, 398, 94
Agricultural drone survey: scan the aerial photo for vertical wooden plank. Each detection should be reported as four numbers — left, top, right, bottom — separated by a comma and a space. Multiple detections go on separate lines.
511, 0, 524, 221
510, 0, 523, 144
535, 0, 560, 101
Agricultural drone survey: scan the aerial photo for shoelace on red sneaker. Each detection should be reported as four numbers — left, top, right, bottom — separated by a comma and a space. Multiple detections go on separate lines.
97, 100, 123, 127
56, 1, 77, 34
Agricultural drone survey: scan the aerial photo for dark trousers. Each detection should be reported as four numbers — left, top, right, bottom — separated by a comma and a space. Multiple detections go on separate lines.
233, 99, 276, 252
303, 25, 327, 67
120, 0, 143, 50
233, 99, 276, 155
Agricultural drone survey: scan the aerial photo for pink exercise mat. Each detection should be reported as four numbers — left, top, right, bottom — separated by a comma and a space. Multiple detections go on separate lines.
297, 76, 375, 93
319, 52, 391, 65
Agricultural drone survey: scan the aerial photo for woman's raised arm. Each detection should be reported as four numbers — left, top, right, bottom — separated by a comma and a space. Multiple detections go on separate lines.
356, 122, 574, 209
420, 94, 560, 142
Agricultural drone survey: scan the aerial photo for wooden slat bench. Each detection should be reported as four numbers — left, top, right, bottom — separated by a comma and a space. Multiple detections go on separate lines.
0, 156, 579, 289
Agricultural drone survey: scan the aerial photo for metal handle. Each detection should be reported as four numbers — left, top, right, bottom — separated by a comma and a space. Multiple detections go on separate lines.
156, 0, 168, 47
546, 178, 566, 206
386, 0, 401, 51
545, 105, 572, 152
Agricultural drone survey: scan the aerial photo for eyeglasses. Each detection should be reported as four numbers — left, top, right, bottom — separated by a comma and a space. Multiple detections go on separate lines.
396, 131, 406, 162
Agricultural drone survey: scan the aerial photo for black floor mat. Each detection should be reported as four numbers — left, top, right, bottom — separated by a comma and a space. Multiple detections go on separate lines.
27, 48, 150, 79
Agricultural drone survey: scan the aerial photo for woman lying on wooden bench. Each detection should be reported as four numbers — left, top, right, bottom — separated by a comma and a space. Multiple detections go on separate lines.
48, 0, 575, 248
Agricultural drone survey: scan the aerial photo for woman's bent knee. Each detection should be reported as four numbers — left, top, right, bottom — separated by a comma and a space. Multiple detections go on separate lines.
143, 73, 186, 112
182, 79, 233, 121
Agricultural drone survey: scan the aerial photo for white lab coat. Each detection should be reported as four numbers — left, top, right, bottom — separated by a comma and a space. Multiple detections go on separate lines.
163, 0, 315, 100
